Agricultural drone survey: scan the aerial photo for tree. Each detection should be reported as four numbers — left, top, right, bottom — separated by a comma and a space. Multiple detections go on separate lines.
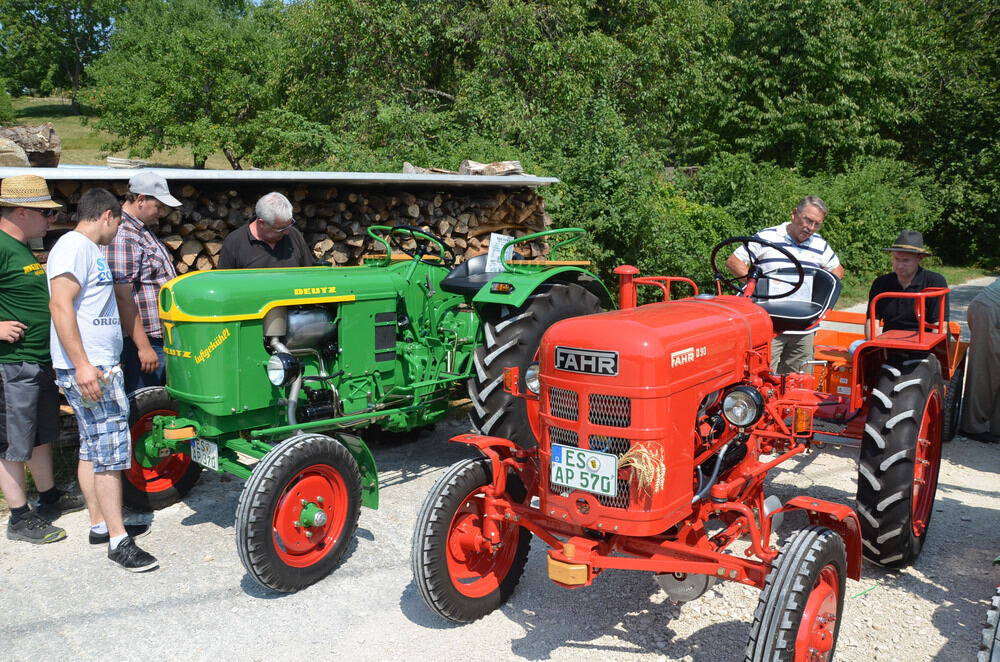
85, 0, 333, 169
0, 0, 122, 111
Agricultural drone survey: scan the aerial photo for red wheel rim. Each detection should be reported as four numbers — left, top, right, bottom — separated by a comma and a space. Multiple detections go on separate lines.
794, 564, 840, 662
445, 489, 520, 598
271, 464, 349, 568
912, 389, 943, 537
125, 407, 194, 494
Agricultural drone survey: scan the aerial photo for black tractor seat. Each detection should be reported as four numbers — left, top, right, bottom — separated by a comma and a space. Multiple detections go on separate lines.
754, 267, 841, 334
440, 253, 525, 295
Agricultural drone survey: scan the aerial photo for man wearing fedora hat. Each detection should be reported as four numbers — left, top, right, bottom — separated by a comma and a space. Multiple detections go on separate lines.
105, 171, 181, 394
865, 230, 948, 340
0, 174, 85, 544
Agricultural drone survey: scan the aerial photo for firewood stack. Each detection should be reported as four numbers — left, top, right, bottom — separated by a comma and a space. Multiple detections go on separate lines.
43, 180, 554, 271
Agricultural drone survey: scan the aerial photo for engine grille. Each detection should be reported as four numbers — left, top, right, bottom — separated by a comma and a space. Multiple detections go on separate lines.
548, 426, 579, 448
588, 394, 630, 427
549, 387, 579, 421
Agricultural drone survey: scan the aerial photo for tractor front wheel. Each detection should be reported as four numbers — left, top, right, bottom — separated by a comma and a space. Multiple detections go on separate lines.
746, 525, 847, 662
469, 282, 602, 447
411, 457, 531, 622
941, 358, 966, 443
123, 386, 202, 511
235, 434, 362, 592
856, 354, 944, 567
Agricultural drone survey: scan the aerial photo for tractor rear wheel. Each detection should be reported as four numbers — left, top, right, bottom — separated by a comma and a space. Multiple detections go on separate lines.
469, 282, 602, 447
123, 386, 202, 511
941, 358, 966, 443
411, 457, 531, 622
746, 525, 846, 662
236, 433, 361, 592
856, 354, 943, 567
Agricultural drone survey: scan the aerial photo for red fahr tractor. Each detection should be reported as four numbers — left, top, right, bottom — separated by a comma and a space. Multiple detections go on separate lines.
411, 237, 967, 660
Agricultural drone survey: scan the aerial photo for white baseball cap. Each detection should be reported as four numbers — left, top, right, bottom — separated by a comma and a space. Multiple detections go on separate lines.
129, 171, 181, 208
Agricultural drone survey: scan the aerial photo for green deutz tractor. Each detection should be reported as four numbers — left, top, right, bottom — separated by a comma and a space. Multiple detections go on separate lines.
125, 225, 610, 591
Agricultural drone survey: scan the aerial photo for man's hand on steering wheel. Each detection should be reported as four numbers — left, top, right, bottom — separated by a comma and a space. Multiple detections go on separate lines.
710, 236, 805, 300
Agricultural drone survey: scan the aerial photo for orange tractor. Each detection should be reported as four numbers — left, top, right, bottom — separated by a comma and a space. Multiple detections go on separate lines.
411, 237, 966, 660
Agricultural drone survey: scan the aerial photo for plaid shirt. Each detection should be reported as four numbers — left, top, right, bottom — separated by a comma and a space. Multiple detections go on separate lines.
104, 211, 176, 340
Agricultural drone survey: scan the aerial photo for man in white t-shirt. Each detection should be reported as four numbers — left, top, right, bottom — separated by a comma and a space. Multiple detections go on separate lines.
48, 188, 158, 573
725, 196, 844, 373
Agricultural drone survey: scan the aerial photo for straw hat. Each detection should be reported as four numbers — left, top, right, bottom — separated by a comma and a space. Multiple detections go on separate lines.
0, 174, 63, 209
883, 230, 931, 256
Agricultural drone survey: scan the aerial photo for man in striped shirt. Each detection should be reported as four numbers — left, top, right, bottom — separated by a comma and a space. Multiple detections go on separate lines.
725, 196, 844, 373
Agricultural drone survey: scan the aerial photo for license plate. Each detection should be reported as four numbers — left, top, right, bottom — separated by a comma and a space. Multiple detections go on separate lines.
190, 439, 219, 471
550, 443, 617, 497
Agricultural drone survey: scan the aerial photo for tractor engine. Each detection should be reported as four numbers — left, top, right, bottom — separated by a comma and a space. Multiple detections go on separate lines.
533, 294, 773, 537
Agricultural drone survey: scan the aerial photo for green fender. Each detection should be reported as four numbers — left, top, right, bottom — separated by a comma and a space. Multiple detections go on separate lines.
331, 432, 379, 510
471, 267, 613, 309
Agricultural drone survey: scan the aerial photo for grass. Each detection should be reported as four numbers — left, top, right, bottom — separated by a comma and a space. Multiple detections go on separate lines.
11, 96, 231, 169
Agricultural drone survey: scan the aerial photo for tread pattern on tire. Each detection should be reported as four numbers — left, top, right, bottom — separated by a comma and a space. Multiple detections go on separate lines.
979, 586, 1000, 662
468, 282, 602, 447
411, 457, 531, 623
941, 362, 965, 442
235, 433, 361, 592
856, 354, 943, 567
123, 386, 202, 511
746, 525, 846, 662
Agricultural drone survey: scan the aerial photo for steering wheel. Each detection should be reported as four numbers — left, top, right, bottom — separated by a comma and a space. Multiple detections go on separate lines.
709, 236, 805, 301
386, 225, 456, 268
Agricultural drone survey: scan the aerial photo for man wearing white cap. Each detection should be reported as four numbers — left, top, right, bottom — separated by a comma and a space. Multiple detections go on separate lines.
104, 171, 181, 394
0, 174, 85, 544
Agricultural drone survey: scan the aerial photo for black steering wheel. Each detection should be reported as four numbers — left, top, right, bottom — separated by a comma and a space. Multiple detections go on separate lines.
709, 236, 805, 301
387, 225, 456, 268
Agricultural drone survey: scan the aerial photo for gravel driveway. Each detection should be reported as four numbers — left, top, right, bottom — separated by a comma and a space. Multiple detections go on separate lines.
3, 280, 998, 662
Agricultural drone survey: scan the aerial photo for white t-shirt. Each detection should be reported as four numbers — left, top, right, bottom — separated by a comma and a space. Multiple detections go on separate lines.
47, 231, 122, 369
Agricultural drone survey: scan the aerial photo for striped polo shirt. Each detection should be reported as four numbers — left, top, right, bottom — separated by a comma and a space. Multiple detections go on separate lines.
732, 222, 840, 275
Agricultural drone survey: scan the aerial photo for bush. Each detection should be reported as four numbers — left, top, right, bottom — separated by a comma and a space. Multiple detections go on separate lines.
0, 81, 15, 125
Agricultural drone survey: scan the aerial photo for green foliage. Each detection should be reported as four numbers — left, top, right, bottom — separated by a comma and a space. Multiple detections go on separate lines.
0, 0, 122, 105
0, 81, 14, 124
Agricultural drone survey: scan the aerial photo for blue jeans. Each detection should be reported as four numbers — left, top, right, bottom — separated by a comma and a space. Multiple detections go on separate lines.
121, 336, 166, 395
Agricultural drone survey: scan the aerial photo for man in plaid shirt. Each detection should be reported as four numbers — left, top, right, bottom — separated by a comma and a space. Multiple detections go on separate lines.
104, 172, 181, 394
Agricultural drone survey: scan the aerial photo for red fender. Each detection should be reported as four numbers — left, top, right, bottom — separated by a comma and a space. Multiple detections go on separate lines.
772, 496, 863, 581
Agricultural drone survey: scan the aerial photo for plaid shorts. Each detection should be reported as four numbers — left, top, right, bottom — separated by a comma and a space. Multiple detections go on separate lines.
55, 365, 131, 472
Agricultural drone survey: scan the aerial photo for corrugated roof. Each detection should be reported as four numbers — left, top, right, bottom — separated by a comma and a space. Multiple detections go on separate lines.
0, 165, 559, 189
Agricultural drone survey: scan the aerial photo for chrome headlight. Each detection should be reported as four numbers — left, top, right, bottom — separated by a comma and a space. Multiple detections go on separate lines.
267, 353, 300, 387
524, 361, 541, 394
722, 386, 764, 427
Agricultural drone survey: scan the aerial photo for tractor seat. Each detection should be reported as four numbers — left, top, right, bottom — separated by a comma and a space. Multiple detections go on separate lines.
754, 267, 841, 334
440, 253, 525, 295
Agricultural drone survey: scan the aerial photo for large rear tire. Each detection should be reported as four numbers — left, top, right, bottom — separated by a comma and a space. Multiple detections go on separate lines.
411, 457, 531, 622
468, 282, 602, 447
123, 386, 202, 511
980, 585, 1000, 662
856, 354, 943, 567
236, 433, 362, 592
746, 526, 846, 662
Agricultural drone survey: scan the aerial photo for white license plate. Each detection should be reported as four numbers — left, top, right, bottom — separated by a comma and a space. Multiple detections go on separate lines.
550, 443, 617, 497
190, 439, 219, 471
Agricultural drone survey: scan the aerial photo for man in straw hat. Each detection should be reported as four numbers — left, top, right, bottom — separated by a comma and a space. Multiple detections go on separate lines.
0, 174, 85, 544
105, 171, 181, 394
865, 230, 948, 340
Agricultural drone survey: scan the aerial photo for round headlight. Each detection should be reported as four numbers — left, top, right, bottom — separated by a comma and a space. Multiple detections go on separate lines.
267, 353, 300, 387
722, 386, 764, 427
524, 361, 541, 394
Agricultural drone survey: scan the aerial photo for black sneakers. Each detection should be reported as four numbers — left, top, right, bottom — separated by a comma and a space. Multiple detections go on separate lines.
90, 523, 150, 545
7, 510, 67, 544
107, 536, 159, 572
35, 489, 86, 522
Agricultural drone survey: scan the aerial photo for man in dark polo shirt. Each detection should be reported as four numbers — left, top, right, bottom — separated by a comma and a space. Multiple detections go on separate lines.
865, 230, 948, 339
217, 192, 312, 269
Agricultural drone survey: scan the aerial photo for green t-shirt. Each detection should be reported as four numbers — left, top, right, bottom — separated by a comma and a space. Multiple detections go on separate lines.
0, 228, 51, 364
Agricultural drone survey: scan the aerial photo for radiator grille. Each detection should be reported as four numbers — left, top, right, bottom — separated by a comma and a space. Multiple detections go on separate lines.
549, 387, 579, 421
588, 394, 631, 427
548, 426, 579, 448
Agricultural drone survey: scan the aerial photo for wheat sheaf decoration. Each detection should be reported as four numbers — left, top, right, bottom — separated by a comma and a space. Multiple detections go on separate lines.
618, 444, 665, 495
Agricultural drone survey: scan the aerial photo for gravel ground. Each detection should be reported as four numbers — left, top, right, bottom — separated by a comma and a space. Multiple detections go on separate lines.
2, 278, 998, 662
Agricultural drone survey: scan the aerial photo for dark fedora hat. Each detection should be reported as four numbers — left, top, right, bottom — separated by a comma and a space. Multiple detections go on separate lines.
884, 230, 932, 255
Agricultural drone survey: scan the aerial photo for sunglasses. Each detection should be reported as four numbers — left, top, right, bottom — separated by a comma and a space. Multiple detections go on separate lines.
39, 209, 58, 218
272, 218, 296, 233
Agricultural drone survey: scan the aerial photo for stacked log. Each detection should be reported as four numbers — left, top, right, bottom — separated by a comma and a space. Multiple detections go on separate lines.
39, 180, 554, 271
